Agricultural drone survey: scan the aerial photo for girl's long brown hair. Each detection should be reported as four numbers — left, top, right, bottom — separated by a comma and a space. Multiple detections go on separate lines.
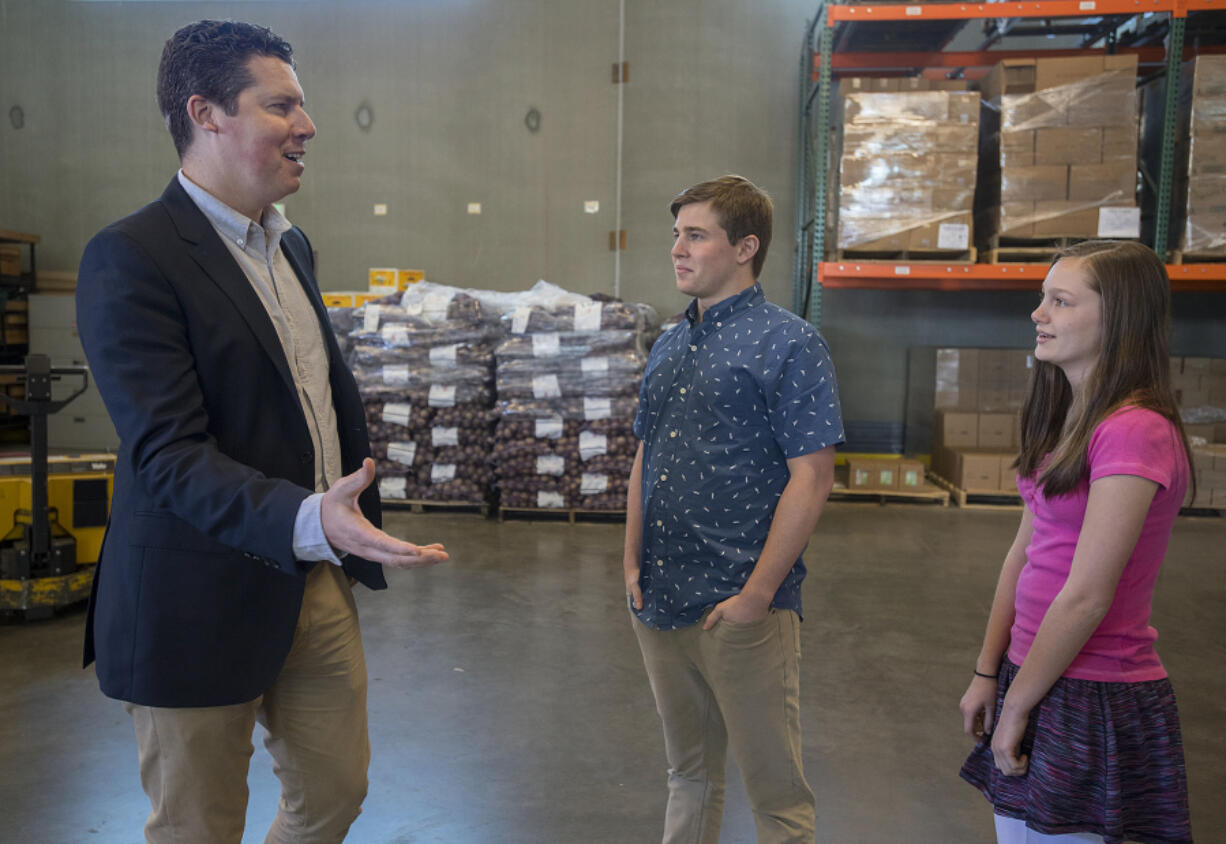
1017, 240, 1193, 497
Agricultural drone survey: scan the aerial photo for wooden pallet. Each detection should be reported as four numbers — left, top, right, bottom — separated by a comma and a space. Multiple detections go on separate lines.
834, 246, 976, 264
829, 480, 950, 507
498, 506, 625, 523
382, 498, 490, 516
1170, 250, 1226, 265
1178, 506, 1225, 518
928, 472, 1023, 510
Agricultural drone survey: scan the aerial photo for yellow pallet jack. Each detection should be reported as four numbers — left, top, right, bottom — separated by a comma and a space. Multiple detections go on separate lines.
0, 354, 112, 620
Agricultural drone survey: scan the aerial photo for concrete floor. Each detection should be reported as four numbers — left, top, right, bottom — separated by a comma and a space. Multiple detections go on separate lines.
1, 503, 1223, 844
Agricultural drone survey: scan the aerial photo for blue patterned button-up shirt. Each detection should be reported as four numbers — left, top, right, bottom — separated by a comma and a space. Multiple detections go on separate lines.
632, 283, 844, 631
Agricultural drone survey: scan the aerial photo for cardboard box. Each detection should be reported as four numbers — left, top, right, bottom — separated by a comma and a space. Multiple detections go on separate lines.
1101, 126, 1137, 160
934, 410, 979, 447
368, 268, 397, 287
0, 245, 20, 277
898, 459, 926, 489
979, 413, 1017, 449
1068, 162, 1136, 203
999, 454, 1019, 493
1033, 201, 1102, 238
396, 269, 425, 289
935, 348, 979, 410
1002, 165, 1068, 202
1035, 127, 1102, 166
956, 450, 1003, 491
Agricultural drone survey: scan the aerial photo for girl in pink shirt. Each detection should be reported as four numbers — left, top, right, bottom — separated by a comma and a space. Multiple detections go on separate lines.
958, 241, 1194, 844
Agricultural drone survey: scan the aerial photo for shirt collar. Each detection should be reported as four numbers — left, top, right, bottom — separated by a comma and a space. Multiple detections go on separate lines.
176, 170, 292, 252
685, 282, 764, 326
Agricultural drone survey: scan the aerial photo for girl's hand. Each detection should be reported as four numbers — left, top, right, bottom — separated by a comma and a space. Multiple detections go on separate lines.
959, 675, 998, 739
990, 704, 1031, 776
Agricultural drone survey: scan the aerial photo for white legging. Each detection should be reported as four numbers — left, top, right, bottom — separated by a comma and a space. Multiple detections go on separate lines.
995, 814, 1106, 843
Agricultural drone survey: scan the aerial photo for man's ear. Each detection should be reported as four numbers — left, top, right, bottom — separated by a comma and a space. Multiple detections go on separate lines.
185, 94, 220, 136
735, 234, 760, 267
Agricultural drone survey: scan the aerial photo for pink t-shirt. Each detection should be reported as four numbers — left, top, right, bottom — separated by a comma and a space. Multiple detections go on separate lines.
1007, 406, 1189, 682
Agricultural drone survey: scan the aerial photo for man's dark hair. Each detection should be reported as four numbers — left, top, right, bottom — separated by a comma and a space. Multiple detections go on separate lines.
157, 20, 295, 158
670, 175, 773, 278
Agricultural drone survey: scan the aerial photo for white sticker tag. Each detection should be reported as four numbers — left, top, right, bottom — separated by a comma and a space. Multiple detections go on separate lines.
536, 455, 566, 476
535, 416, 564, 439
363, 305, 381, 333
581, 356, 609, 375
383, 365, 410, 385
382, 403, 412, 427
387, 442, 417, 466
893, 265, 911, 276
905, 5, 922, 15
423, 292, 451, 317
580, 473, 609, 495
378, 476, 407, 499
532, 374, 562, 399
1097, 206, 1141, 238
511, 307, 532, 335
428, 384, 457, 407
537, 490, 565, 509
429, 344, 459, 365
573, 301, 603, 332
381, 327, 408, 346
532, 332, 561, 357
432, 426, 459, 447
579, 430, 608, 461
1079, 1, 1096, 10
584, 397, 612, 421
937, 223, 970, 250
431, 463, 457, 483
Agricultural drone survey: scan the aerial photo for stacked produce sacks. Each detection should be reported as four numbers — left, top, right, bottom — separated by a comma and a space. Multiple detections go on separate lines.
492, 294, 657, 511
348, 287, 499, 504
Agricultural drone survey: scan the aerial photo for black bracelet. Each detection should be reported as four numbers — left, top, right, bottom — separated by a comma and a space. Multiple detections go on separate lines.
973, 670, 998, 680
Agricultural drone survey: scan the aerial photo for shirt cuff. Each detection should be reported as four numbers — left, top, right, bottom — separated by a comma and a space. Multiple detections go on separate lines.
293, 492, 344, 565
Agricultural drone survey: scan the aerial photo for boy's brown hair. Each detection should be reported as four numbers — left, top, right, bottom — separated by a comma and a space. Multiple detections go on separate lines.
670, 175, 772, 278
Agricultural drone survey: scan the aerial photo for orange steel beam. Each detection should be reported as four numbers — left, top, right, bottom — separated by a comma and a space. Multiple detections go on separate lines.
815, 261, 1226, 291
810, 46, 1226, 73
827, 1, 1181, 24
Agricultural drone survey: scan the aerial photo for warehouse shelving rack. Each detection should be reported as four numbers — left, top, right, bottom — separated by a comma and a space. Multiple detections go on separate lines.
792, 0, 1226, 328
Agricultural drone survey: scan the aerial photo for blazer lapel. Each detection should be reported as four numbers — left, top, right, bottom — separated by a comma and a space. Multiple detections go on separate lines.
159, 178, 297, 394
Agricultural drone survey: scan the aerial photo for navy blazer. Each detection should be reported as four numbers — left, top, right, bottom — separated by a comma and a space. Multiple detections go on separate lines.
77, 177, 386, 708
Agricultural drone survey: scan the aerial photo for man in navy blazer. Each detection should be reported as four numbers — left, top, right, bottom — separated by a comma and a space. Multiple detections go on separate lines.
76, 20, 447, 843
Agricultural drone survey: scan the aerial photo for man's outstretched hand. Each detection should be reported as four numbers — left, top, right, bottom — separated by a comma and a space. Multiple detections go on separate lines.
321, 458, 449, 569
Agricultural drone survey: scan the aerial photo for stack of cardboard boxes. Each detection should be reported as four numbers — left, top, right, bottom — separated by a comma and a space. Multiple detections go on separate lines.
929, 347, 1030, 494
1173, 356, 1226, 415
1167, 56, 1226, 257
1176, 356, 1226, 510
845, 456, 926, 493
836, 78, 980, 254
1189, 443, 1226, 509
978, 55, 1140, 243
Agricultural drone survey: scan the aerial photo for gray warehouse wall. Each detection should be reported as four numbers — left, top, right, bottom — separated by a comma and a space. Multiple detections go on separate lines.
3, 1, 1222, 450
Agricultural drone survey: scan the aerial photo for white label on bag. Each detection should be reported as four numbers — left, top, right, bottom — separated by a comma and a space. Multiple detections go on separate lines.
382, 403, 412, 427
584, 397, 611, 421
387, 442, 417, 466
428, 384, 457, 407
536, 455, 565, 476
581, 356, 609, 375
383, 365, 410, 385
532, 332, 560, 357
579, 430, 608, 461
363, 305, 381, 332
532, 374, 562, 399
429, 344, 458, 365
432, 426, 459, 447
537, 490, 565, 509
535, 416, 564, 439
580, 473, 608, 495
1098, 206, 1141, 238
937, 223, 969, 250
511, 307, 532, 335
431, 463, 457, 483
573, 301, 602, 332
423, 292, 451, 317
404, 300, 425, 317
378, 476, 407, 499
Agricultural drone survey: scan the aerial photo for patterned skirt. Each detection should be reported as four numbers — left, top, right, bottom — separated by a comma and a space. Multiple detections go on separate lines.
959, 659, 1192, 844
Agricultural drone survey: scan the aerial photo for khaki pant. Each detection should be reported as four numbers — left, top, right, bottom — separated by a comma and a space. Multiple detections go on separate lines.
632, 608, 815, 844
125, 562, 369, 844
